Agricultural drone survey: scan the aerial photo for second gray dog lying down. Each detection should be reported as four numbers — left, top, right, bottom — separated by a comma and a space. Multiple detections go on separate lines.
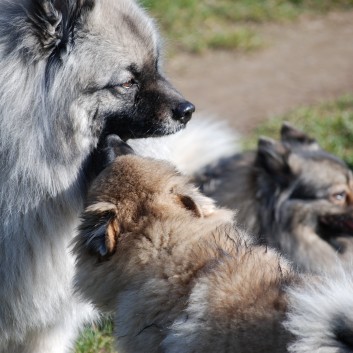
73, 154, 353, 353
195, 123, 353, 274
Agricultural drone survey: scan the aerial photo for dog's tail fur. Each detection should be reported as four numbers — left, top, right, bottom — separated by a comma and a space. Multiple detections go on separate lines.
130, 114, 239, 175
285, 267, 353, 353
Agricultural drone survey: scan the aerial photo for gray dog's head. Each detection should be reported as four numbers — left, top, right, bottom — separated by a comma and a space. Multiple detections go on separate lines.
0, 0, 194, 148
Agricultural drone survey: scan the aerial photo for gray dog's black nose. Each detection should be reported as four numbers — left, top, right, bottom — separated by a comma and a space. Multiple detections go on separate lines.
173, 101, 195, 124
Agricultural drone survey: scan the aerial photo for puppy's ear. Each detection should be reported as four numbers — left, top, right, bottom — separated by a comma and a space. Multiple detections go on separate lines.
175, 187, 216, 218
256, 137, 293, 186
176, 194, 203, 217
280, 122, 319, 150
79, 202, 119, 257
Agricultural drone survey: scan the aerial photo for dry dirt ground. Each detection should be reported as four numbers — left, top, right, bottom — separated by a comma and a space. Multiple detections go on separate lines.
166, 11, 353, 134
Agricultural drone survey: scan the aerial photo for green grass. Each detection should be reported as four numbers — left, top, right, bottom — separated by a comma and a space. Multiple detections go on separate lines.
75, 320, 116, 353
140, 0, 353, 53
244, 95, 353, 166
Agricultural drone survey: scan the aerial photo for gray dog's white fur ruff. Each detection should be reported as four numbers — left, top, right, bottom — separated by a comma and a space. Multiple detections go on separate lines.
130, 115, 239, 174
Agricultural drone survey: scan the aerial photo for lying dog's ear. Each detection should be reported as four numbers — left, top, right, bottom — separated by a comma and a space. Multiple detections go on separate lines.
256, 137, 293, 186
79, 202, 119, 257
280, 123, 319, 150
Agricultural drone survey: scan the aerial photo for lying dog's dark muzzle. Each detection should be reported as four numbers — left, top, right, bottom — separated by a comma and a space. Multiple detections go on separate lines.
320, 213, 353, 236
318, 212, 353, 253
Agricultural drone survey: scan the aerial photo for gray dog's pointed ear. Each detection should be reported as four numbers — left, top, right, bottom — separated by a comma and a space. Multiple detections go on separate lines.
280, 122, 319, 150
25, 0, 95, 58
27, 0, 63, 53
79, 202, 120, 257
256, 137, 293, 185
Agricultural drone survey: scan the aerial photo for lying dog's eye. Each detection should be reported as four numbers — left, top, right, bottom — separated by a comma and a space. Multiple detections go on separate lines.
331, 191, 347, 204
335, 191, 346, 200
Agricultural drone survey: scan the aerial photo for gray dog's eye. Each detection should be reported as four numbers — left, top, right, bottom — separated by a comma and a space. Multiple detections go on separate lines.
121, 79, 137, 89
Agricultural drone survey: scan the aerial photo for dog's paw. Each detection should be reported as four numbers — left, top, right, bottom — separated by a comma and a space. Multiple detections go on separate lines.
87, 135, 135, 179
102, 135, 135, 164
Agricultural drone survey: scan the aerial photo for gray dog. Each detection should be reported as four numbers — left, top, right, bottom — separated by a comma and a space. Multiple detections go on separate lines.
0, 0, 194, 352
195, 124, 353, 274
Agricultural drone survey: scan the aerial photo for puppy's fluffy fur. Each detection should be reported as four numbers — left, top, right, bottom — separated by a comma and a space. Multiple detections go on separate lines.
74, 155, 299, 352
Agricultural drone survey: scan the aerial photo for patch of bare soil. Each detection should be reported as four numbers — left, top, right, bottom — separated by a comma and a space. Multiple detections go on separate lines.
166, 11, 353, 134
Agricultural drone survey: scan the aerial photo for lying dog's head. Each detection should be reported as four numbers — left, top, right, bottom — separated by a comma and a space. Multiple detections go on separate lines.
0, 0, 194, 145
257, 123, 353, 211
195, 123, 353, 272
256, 123, 353, 257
